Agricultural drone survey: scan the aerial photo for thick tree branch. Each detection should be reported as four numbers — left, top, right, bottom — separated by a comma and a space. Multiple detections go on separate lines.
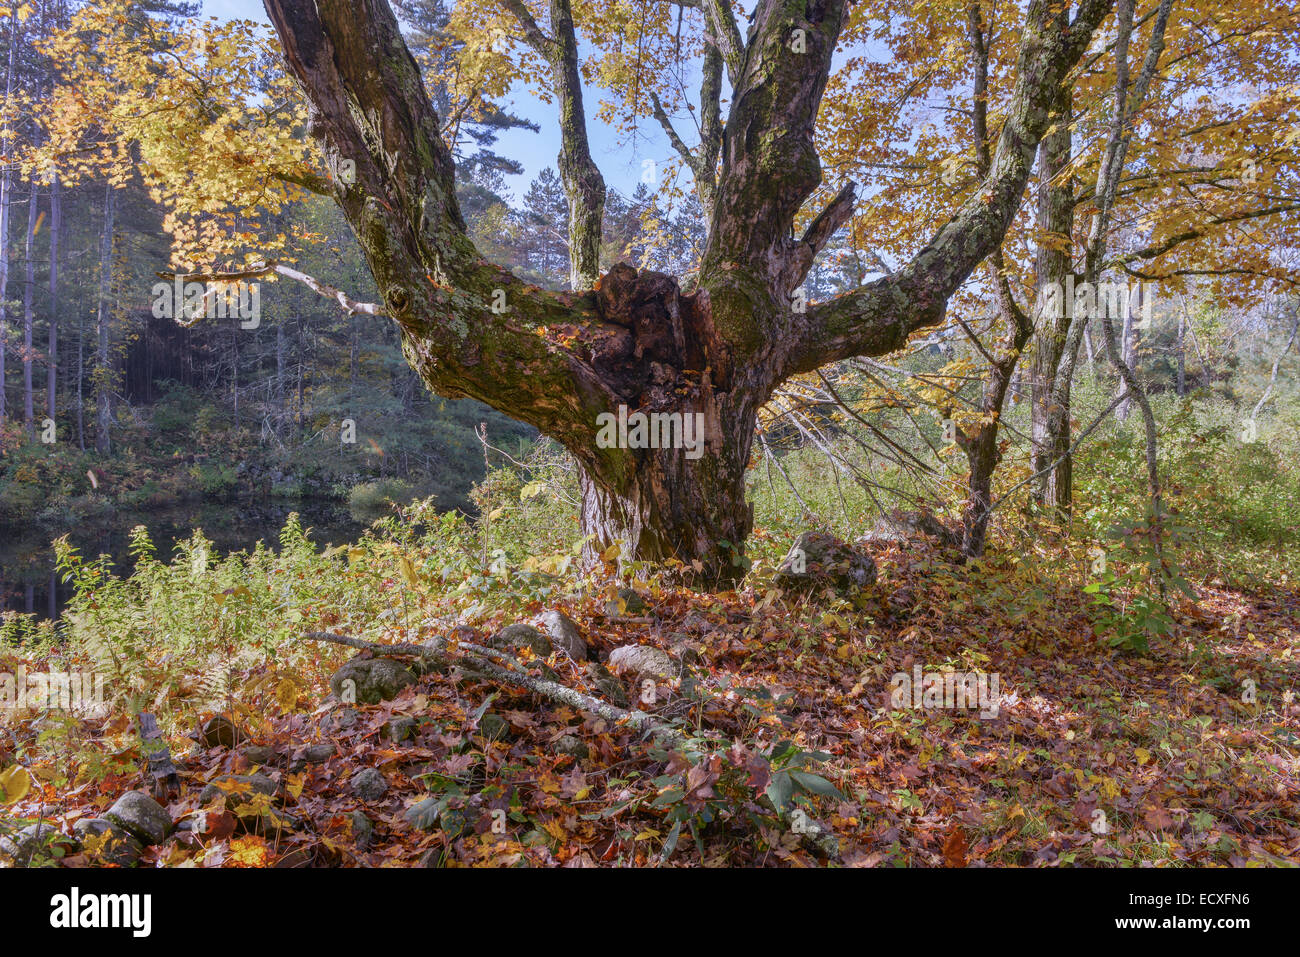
700, 0, 746, 87
262, 0, 620, 466
497, 0, 605, 290
783, 0, 1115, 378
496, 0, 551, 54
1106, 203, 1300, 271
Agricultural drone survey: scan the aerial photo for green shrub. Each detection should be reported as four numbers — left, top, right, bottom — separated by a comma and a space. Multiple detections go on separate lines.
348, 477, 417, 519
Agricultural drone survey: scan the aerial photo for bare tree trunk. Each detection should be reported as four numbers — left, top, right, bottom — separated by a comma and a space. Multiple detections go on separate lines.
231, 325, 239, 430
1176, 309, 1185, 396
1028, 25, 1075, 514
47, 170, 60, 419
0, 9, 15, 426
1252, 304, 1299, 419
94, 181, 115, 455
499, 0, 606, 290
21, 182, 37, 430
1115, 297, 1135, 421
958, 0, 1036, 557
276, 321, 286, 432
76, 304, 84, 450
1085, 0, 1176, 589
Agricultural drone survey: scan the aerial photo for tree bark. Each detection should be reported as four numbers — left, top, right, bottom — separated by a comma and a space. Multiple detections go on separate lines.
498, 0, 605, 290
1028, 45, 1076, 514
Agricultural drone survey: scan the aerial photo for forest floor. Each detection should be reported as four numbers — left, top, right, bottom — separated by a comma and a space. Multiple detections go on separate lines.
3, 533, 1298, 867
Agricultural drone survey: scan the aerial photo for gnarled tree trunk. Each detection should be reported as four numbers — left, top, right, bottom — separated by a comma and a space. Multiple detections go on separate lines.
263, 0, 1114, 584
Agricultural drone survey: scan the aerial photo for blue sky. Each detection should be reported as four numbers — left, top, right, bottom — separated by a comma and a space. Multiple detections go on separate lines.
203, 0, 674, 204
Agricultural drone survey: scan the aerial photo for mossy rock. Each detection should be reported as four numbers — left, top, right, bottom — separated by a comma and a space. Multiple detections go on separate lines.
329, 657, 417, 705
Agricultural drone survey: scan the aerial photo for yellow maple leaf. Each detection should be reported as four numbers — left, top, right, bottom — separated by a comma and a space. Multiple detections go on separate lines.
0, 764, 30, 804
229, 836, 270, 867
275, 678, 300, 712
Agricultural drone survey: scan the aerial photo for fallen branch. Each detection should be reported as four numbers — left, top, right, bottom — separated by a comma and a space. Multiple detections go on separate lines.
302, 631, 689, 747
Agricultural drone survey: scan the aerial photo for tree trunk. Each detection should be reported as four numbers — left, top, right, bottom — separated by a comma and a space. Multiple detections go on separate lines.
94, 181, 115, 455
76, 302, 84, 450
47, 170, 60, 419
0, 9, 14, 426
22, 182, 37, 430
1115, 297, 1135, 421
1028, 10, 1076, 515
1176, 309, 1185, 396
957, 1, 1035, 558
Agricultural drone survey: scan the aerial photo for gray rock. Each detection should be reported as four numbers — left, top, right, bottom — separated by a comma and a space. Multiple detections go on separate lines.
384, 716, 417, 743
554, 734, 589, 760
478, 713, 512, 742
350, 768, 388, 802
329, 657, 417, 705
863, 508, 961, 547
349, 811, 374, 849
589, 663, 629, 707
539, 611, 588, 660
72, 818, 142, 866
200, 715, 244, 749
0, 822, 74, 862
617, 587, 648, 614
105, 791, 173, 846
608, 644, 677, 680
199, 773, 276, 805
323, 708, 358, 733
774, 531, 877, 595
289, 743, 336, 772
488, 623, 553, 658
412, 642, 450, 677
242, 745, 277, 766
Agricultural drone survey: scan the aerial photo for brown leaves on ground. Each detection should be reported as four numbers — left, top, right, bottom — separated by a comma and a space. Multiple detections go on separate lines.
4, 535, 1298, 868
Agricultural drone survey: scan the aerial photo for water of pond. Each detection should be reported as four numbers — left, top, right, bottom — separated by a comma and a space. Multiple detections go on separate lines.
0, 500, 366, 620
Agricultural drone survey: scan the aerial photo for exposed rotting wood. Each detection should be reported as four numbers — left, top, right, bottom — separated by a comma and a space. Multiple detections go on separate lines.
137, 711, 179, 801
